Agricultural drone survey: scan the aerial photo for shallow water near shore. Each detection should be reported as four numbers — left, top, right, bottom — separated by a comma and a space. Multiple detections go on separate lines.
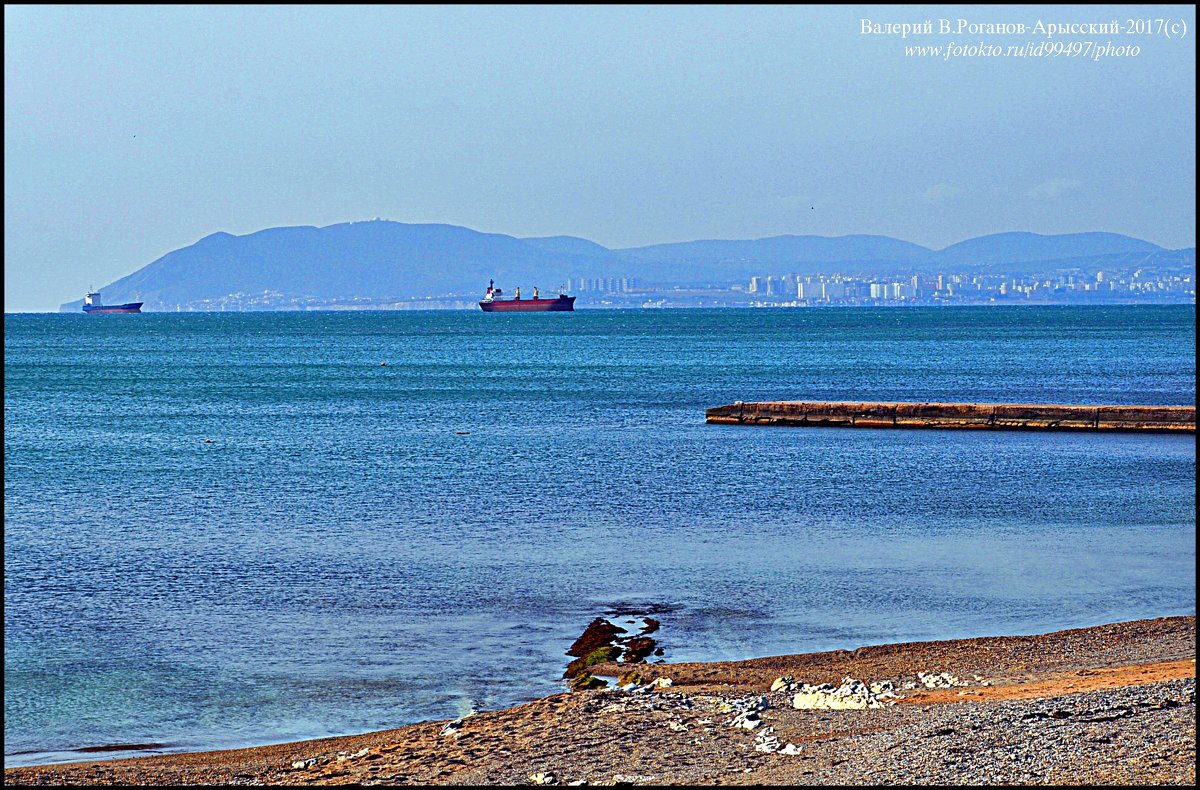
4, 306, 1196, 767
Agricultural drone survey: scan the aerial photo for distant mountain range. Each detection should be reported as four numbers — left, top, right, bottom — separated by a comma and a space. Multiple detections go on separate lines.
60, 220, 1194, 311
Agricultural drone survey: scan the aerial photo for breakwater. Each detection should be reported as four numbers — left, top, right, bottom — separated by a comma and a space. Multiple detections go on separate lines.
705, 401, 1196, 433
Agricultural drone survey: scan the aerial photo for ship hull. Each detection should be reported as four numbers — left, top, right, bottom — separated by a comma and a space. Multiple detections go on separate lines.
83, 303, 143, 314
479, 296, 575, 312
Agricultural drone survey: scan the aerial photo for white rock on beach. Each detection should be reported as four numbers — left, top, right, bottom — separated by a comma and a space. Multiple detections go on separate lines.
439, 706, 478, 736
869, 679, 898, 697
728, 710, 763, 730
792, 676, 895, 710
753, 726, 781, 752
918, 671, 968, 689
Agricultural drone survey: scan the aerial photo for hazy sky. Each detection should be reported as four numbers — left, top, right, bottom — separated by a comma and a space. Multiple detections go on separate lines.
5, 4, 1196, 311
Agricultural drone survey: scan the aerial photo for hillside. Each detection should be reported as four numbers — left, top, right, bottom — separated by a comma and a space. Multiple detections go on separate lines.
59, 221, 1190, 311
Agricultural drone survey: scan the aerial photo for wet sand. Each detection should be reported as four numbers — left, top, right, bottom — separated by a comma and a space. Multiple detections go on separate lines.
5, 615, 1194, 786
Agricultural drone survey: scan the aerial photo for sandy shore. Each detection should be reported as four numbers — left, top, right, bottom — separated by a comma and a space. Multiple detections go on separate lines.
5, 615, 1195, 786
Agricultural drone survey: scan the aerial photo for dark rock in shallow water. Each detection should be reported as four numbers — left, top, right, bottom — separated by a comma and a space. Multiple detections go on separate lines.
73, 743, 170, 753
566, 617, 627, 658
601, 601, 683, 617
622, 636, 658, 663
640, 617, 661, 634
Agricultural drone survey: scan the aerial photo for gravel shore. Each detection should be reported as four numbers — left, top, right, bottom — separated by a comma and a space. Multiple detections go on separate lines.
5, 615, 1194, 786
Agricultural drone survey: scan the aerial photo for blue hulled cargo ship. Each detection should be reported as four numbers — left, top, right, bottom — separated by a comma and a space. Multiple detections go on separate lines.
82, 290, 142, 314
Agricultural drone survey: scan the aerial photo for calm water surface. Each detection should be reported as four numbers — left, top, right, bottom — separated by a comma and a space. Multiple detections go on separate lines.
4, 306, 1195, 766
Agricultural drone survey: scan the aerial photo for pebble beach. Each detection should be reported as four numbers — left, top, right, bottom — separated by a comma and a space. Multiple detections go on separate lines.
5, 615, 1194, 786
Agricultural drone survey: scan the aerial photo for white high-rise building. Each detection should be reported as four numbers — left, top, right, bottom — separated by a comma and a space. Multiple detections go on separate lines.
823, 282, 846, 300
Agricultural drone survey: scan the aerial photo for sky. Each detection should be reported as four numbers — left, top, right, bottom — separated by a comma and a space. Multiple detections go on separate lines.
4, 4, 1196, 312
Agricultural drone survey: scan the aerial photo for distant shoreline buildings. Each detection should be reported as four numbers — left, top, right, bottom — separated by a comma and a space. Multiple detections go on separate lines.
156, 263, 1193, 312
565, 276, 639, 294
727, 267, 1194, 307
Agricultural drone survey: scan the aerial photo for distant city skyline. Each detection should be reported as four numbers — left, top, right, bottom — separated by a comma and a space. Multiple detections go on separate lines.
140, 257, 1195, 312
5, 4, 1196, 312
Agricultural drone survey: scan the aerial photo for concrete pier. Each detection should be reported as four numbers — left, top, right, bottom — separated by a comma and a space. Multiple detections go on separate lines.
705, 401, 1196, 433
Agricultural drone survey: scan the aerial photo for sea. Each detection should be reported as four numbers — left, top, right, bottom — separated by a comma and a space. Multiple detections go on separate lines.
4, 305, 1196, 767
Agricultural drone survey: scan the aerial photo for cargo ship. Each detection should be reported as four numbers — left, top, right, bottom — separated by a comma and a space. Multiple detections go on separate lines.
82, 290, 143, 314
479, 280, 575, 312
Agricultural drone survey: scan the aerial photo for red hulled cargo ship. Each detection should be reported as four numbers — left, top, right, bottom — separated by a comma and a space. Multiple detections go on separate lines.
479, 280, 575, 312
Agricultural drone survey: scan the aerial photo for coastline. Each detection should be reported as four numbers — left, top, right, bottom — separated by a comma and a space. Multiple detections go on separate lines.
5, 615, 1194, 786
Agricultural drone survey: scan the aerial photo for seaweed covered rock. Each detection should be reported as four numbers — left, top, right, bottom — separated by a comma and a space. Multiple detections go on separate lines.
563, 645, 624, 679
617, 669, 646, 687
566, 618, 627, 658
568, 674, 608, 691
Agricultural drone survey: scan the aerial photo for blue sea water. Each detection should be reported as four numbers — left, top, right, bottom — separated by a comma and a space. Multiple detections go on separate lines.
3, 305, 1196, 767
